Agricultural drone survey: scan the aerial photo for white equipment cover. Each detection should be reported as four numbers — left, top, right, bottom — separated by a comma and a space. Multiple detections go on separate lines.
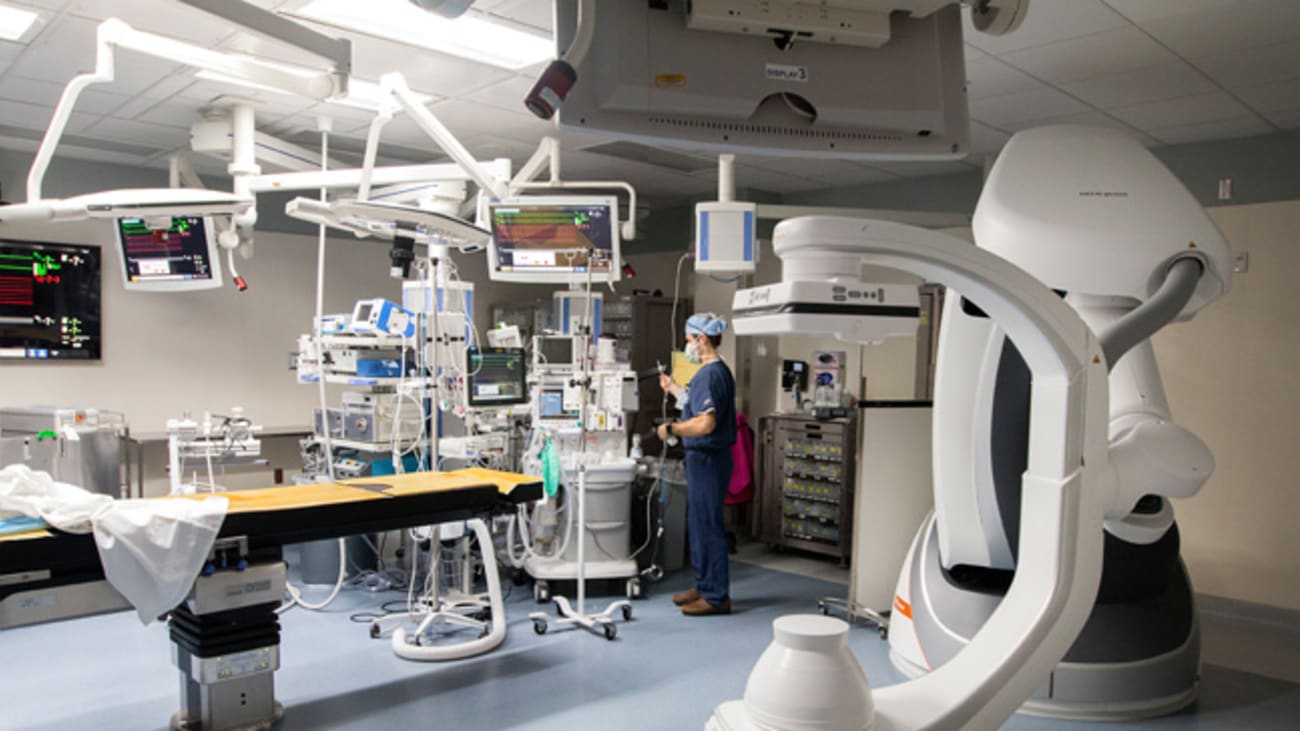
0, 465, 227, 624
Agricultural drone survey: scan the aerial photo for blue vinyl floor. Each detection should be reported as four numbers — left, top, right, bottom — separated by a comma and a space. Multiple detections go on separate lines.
3, 555, 1298, 730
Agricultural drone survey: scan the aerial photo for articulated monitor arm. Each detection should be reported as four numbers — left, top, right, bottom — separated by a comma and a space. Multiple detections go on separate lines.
718, 216, 1116, 730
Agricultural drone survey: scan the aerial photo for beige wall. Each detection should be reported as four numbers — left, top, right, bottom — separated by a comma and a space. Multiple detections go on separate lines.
0, 221, 399, 434
1155, 200, 1300, 611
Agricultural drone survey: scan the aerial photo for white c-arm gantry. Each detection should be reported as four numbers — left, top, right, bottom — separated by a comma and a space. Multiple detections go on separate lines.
714, 215, 1117, 731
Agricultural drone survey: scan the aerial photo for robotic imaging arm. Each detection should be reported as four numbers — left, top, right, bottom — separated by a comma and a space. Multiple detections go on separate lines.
717, 215, 1116, 730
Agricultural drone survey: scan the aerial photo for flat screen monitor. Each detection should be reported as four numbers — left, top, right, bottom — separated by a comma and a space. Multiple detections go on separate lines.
552, 1, 969, 160
117, 215, 222, 291
0, 239, 101, 361
466, 346, 528, 407
536, 335, 576, 368
487, 196, 620, 284
538, 388, 575, 419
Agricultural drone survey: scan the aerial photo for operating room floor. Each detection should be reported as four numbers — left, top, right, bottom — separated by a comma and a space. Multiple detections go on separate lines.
4, 550, 1298, 730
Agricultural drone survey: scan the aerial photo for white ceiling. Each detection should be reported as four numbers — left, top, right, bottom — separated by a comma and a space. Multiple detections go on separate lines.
0, 0, 1298, 203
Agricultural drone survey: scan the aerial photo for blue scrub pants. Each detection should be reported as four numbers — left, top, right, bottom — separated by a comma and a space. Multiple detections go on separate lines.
685, 447, 732, 605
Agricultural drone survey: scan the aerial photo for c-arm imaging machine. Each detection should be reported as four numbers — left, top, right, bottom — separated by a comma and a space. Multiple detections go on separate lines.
713, 125, 1229, 730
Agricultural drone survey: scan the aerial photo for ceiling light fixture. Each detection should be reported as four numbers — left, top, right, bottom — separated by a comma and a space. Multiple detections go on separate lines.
289, 0, 553, 70
0, 3, 39, 42
196, 62, 433, 111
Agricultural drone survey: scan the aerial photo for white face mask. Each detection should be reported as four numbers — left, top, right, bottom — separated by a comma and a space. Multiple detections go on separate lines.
685, 339, 702, 364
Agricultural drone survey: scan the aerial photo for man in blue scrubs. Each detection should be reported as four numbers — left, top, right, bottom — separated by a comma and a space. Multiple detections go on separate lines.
658, 313, 736, 616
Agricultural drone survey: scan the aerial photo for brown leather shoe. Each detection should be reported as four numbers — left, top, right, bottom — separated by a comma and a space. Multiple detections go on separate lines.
681, 597, 731, 616
672, 588, 701, 606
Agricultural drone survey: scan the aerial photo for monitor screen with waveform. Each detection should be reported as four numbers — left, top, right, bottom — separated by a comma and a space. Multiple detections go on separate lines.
487, 196, 620, 283
117, 215, 221, 291
0, 239, 101, 361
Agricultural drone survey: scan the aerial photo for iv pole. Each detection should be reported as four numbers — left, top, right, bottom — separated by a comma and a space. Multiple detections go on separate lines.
528, 249, 633, 640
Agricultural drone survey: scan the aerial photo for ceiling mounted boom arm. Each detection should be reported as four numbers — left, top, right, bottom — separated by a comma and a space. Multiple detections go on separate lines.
25, 18, 349, 203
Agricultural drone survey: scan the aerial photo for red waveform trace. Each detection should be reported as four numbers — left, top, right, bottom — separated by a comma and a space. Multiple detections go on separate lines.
122, 231, 186, 254
498, 223, 587, 247
0, 275, 34, 307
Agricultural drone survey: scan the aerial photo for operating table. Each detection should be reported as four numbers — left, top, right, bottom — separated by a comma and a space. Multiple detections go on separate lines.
0, 467, 542, 730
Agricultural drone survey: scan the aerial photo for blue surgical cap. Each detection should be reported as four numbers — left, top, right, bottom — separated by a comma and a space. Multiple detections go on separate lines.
686, 313, 727, 337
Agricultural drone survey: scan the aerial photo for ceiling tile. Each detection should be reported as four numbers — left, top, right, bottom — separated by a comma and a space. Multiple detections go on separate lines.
1061, 62, 1218, 109
860, 160, 978, 178
1191, 39, 1300, 89
1137, 0, 1300, 58
2, 100, 100, 134
341, 33, 515, 99
135, 73, 199, 102
66, 0, 236, 46
729, 164, 818, 193
424, 98, 553, 143
968, 87, 1090, 127
1109, 91, 1255, 130
0, 40, 23, 67
963, 0, 1130, 55
485, 0, 554, 33
1146, 116, 1275, 145
0, 75, 130, 115
82, 117, 191, 150
459, 75, 536, 114
1264, 108, 1300, 128
1234, 79, 1300, 114
733, 155, 856, 179
812, 166, 901, 186
968, 121, 1011, 153
999, 27, 1181, 85
133, 101, 208, 128
1101, 0, 1240, 24
997, 110, 1155, 142
963, 57, 1043, 99
7, 15, 183, 91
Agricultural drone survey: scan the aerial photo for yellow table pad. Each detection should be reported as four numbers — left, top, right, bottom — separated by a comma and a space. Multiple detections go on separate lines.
0, 469, 539, 543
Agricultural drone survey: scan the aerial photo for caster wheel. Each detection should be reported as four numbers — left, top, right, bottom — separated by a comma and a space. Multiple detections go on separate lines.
621, 604, 633, 622
533, 619, 547, 635
626, 578, 642, 599
369, 623, 381, 639
534, 581, 550, 603
603, 622, 617, 641
879, 627, 889, 640
818, 602, 828, 616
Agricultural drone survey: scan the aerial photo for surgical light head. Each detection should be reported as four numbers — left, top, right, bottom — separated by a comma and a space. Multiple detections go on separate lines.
284, 197, 491, 253
0, 188, 253, 224
975, 125, 1231, 320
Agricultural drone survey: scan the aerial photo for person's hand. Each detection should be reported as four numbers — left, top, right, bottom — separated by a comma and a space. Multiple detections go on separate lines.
656, 422, 671, 442
659, 372, 675, 394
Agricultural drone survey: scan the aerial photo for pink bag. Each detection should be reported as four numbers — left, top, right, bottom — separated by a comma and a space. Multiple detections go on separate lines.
727, 413, 755, 505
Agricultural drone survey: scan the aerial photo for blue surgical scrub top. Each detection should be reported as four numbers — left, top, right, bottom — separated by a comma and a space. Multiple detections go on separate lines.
682, 360, 736, 452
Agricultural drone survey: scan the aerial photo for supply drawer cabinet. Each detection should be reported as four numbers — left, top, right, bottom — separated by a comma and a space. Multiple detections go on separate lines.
757, 414, 857, 562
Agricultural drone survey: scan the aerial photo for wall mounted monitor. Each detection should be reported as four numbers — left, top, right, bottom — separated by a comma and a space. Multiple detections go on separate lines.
487, 196, 620, 284
117, 215, 223, 291
466, 346, 529, 407
0, 239, 101, 361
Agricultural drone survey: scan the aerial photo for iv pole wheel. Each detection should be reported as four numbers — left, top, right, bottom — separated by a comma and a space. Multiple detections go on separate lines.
626, 577, 642, 599
603, 622, 617, 640
533, 618, 548, 635
621, 604, 634, 621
